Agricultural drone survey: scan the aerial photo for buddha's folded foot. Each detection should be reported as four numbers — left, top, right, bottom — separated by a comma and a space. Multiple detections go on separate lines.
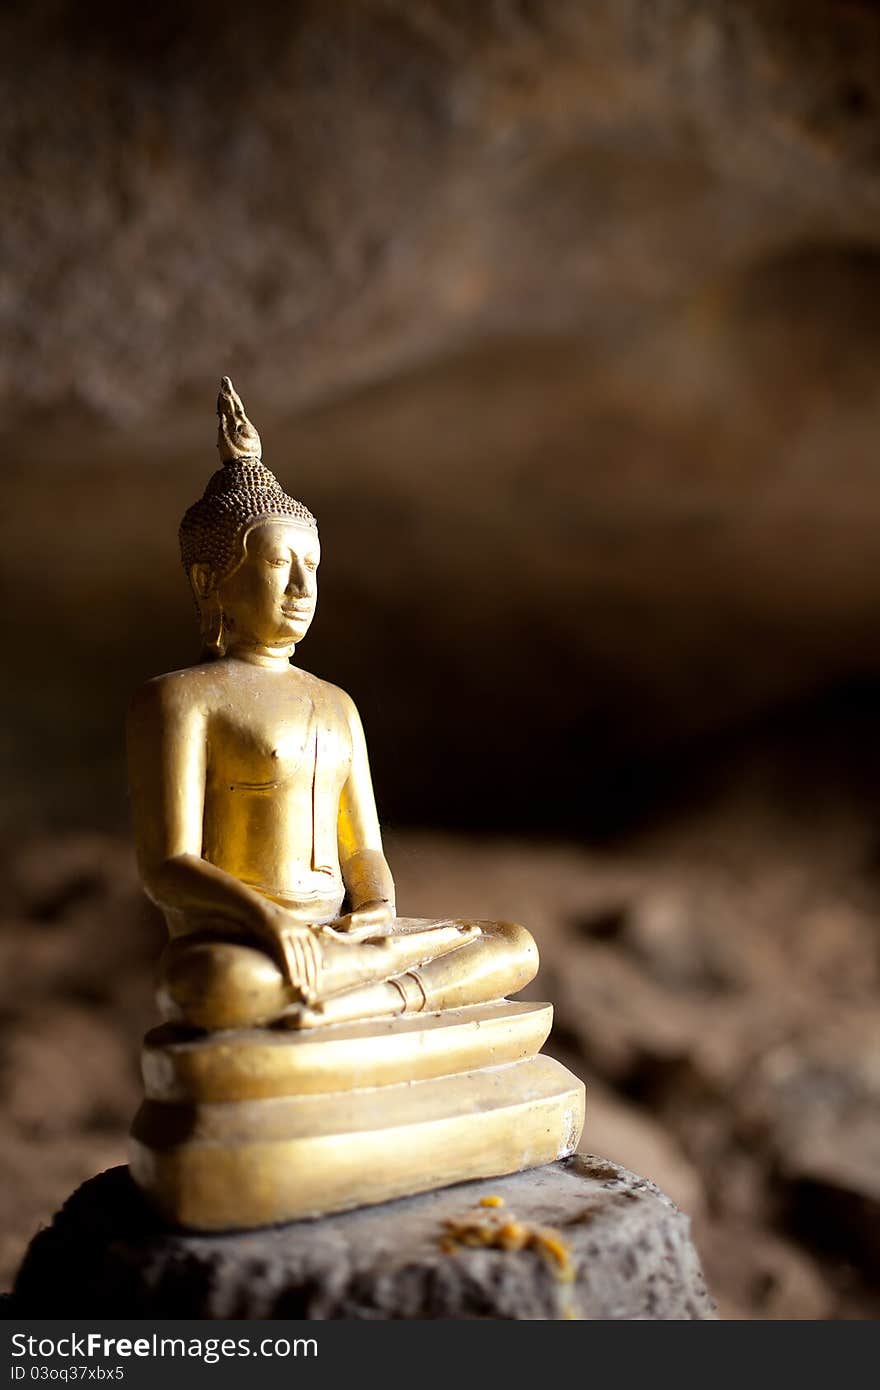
285, 920, 479, 1001
278, 924, 481, 1029
279, 973, 416, 1030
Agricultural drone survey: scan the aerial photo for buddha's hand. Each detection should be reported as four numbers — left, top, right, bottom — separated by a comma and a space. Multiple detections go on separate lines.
254, 903, 324, 999
331, 898, 395, 940
276, 925, 324, 1002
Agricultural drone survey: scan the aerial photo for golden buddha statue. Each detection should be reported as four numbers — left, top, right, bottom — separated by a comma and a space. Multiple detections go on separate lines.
127, 379, 584, 1231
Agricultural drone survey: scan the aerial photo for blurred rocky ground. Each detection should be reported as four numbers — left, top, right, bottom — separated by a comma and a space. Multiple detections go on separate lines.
2, 768, 879, 1319
2, 0, 880, 1318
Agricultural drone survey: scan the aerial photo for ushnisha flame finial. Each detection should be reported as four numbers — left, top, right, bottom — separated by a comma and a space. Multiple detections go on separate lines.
179, 379, 318, 590
217, 375, 262, 463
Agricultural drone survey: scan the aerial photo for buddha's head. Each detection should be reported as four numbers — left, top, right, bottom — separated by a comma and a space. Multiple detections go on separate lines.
179, 378, 319, 656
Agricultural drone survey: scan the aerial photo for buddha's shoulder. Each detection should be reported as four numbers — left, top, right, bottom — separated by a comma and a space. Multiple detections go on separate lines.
127, 662, 229, 720
290, 668, 360, 723
129, 664, 360, 716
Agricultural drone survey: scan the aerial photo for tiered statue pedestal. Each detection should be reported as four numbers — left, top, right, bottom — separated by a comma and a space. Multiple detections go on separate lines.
130, 1001, 586, 1230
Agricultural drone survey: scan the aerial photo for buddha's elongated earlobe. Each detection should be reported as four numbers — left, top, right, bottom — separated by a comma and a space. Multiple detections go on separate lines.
201, 598, 225, 655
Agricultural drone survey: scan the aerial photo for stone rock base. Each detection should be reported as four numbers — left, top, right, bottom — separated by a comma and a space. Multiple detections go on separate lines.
11, 1155, 716, 1319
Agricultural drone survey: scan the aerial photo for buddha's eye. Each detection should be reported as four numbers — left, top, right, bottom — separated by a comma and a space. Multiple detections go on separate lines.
267, 558, 287, 568
305, 558, 318, 571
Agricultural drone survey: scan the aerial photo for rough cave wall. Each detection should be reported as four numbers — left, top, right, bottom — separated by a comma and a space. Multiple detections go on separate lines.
3, 0, 880, 829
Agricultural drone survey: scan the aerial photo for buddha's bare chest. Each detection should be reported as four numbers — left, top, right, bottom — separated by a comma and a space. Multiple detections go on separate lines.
204, 679, 351, 793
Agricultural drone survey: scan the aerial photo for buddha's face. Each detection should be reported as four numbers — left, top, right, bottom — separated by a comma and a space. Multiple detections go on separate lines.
216, 520, 320, 650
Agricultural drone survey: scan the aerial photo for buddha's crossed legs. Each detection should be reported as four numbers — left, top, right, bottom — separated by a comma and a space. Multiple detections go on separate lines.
158, 918, 538, 1031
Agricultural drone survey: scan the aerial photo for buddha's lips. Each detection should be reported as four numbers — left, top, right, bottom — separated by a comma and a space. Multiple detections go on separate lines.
282, 605, 313, 618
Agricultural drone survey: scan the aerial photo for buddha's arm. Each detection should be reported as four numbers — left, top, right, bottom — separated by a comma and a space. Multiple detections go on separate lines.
336, 692, 396, 925
127, 679, 285, 943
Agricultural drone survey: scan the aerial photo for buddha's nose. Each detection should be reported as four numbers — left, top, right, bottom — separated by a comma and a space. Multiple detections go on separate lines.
286, 560, 310, 595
